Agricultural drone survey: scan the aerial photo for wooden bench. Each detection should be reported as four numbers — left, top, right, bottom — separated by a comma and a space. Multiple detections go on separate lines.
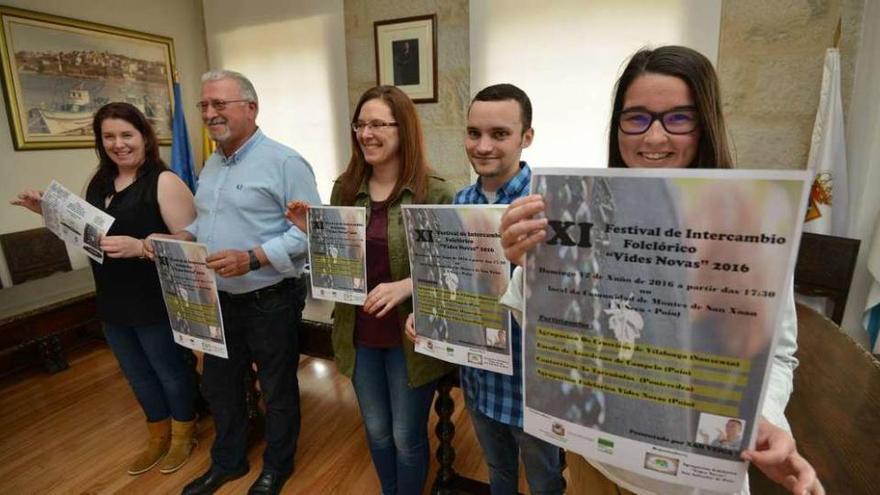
0, 227, 101, 377
0, 269, 100, 376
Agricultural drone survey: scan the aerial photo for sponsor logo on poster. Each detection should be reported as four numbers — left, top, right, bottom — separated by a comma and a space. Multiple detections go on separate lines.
551, 422, 566, 437
644, 453, 680, 476
598, 437, 614, 454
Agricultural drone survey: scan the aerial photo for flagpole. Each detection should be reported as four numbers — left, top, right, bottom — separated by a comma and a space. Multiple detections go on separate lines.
832, 17, 842, 49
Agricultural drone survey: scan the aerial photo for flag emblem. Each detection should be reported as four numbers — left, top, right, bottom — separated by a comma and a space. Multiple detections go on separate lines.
805, 172, 833, 222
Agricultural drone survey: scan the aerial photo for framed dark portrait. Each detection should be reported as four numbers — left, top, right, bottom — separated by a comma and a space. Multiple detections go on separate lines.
374, 14, 437, 103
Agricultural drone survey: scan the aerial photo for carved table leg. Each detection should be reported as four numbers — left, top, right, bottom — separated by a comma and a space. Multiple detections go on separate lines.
38, 335, 68, 373
185, 350, 210, 417
433, 375, 456, 494
246, 364, 265, 444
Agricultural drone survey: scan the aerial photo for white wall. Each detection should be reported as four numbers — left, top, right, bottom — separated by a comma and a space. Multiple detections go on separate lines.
202, 0, 350, 203
841, 0, 880, 346
469, 0, 722, 168
0, 0, 208, 287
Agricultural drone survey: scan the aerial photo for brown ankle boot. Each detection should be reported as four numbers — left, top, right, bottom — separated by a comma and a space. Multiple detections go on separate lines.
128, 418, 171, 475
158, 418, 197, 474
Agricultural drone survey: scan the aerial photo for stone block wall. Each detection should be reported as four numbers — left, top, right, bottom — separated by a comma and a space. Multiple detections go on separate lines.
717, 0, 864, 169
344, 0, 471, 190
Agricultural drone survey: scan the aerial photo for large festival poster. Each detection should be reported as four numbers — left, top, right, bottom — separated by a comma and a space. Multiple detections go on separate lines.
403, 205, 513, 374
306, 206, 367, 305
152, 238, 227, 358
523, 168, 811, 492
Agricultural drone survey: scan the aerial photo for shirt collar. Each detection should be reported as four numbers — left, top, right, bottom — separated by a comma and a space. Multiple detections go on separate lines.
354, 173, 418, 199
475, 161, 531, 202
217, 128, 264, 165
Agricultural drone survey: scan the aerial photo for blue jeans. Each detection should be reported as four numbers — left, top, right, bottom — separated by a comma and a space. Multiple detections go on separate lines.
352, 346, 437, 495
468, 406, 566, 495
203, 278, 307, 475
103, 321, 196, 422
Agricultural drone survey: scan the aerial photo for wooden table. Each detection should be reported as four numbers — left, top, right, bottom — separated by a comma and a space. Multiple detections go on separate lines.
0, 269, 99, 376
750, 304, 880, 494
299, 297, 335, 359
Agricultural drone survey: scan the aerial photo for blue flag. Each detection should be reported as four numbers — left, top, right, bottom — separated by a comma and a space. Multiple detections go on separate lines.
868, 304, 880, 354
171, 81, 197, 192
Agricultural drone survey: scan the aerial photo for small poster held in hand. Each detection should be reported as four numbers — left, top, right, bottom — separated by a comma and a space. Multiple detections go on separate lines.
152, 238, 228, 358
40, 180, 114, 263
307, 206, 368, 305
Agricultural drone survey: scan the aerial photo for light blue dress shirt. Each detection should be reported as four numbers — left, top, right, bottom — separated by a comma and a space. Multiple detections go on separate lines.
186, 128, 321, 294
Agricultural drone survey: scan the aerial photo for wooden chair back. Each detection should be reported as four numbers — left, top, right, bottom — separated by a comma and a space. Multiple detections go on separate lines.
0, 227, 72, 285
794, 232, 860, 325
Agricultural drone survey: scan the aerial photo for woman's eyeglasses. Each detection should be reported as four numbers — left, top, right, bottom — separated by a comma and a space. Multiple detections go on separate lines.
351, 121, 399, 133
618, 108, 698, 135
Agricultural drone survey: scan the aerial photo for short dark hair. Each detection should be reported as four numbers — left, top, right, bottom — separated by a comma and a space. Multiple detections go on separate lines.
608, 46, 732, 169
470, 83, 532, 132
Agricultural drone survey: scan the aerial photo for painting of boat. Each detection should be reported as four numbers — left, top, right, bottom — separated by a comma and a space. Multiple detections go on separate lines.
35, 108, 93, 135
30, 85, 93, 135
26, 84, 169, 137
1, 6, 175, 149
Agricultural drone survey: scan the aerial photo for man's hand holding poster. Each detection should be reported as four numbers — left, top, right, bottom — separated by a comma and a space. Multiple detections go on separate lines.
307, 206, 367, 305
152, 238, 227, 358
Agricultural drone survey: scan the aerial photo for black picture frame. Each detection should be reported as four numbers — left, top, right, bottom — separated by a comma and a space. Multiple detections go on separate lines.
374, 14, 437, 103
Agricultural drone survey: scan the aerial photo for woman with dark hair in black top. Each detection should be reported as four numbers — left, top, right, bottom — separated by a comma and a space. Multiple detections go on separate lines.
12, 102, 199, 476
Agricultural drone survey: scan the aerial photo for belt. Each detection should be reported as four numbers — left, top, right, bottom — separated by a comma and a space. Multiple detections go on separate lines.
219, 277, 301, 301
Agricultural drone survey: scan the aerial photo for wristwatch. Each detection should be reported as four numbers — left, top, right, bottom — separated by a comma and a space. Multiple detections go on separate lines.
247, 249, 261, 271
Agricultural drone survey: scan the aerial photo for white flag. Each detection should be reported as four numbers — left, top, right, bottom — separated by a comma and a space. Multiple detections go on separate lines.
804, 48, 849, 237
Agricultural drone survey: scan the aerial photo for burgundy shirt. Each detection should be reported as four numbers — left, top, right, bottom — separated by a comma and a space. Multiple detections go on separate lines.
354, 200, 403, 347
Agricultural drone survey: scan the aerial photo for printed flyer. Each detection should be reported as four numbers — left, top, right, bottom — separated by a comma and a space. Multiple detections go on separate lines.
40, 180, 114, 263
152, 238, 227, 358
403, 205, 512, 374
522, 168, 811, 491
307, 206, 367, 305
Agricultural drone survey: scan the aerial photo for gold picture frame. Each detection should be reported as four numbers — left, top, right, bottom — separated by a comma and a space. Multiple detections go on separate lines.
0, 5, 176, 150
374, 14, 437, 103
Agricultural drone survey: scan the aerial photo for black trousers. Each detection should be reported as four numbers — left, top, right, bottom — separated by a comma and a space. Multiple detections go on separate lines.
203, 277, 306, 475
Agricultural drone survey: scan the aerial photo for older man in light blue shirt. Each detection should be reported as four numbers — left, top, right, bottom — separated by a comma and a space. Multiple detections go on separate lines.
178, 69, 320, 495
187, 127, 318, 294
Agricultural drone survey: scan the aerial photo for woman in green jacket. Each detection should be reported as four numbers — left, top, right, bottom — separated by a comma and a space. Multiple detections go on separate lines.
288, 85, 454, 494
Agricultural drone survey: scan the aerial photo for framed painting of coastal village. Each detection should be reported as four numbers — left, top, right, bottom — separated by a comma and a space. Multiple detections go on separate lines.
0, 6, 175, 150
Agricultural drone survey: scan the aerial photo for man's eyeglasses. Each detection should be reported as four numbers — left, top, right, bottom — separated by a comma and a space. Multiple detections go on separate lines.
618, 107, 698, 135
196, 99, 251, 112
351, 120, 399, 133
